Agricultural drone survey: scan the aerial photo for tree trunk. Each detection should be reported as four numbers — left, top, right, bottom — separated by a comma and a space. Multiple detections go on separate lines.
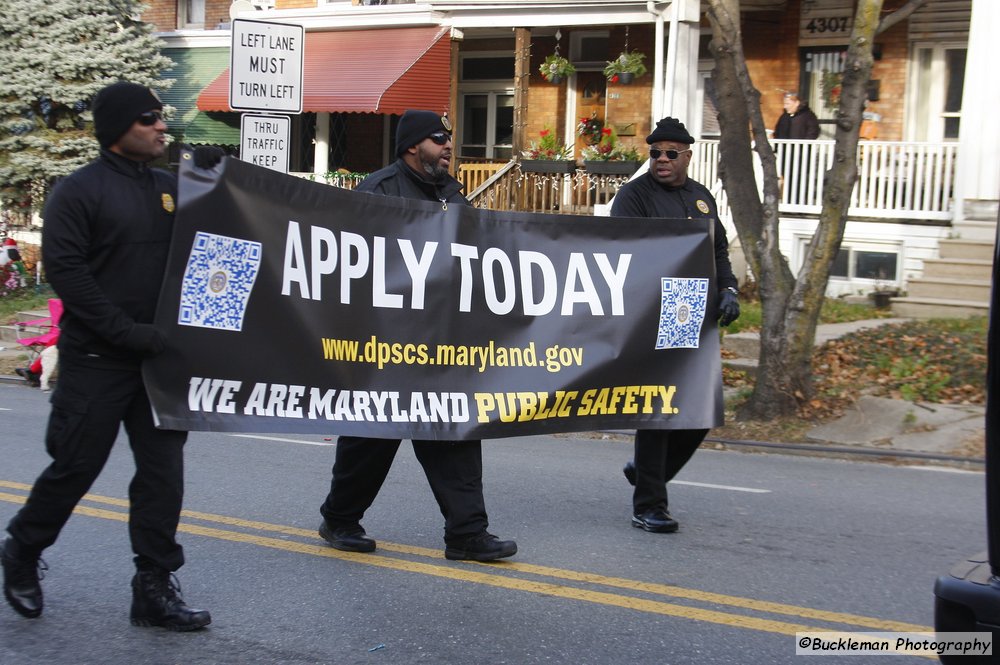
706, 0, 885, 419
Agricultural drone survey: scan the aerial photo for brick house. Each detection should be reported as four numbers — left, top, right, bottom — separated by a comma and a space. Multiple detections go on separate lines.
144, 0, 997, 310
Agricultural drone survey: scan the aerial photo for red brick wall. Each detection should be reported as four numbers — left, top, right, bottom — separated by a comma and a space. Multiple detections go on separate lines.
739, 1, 910, 141
205, 0, 232, 29
141, 1, 176, 32
527, 34, 569, 152
526, 27, 654, 159
142, 0, 293, 31
604, 25, 653, 153
742, 9, 801, 136
868, 20, 908, 140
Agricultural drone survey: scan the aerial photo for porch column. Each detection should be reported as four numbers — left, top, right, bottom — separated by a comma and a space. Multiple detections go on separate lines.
660, 0, 701, 129
955, 0, 1000, 224
513, 28, 531, 157
314, 111, 330, 176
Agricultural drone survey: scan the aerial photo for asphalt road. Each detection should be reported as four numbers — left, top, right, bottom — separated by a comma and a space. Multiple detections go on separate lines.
0, 383, 987, 664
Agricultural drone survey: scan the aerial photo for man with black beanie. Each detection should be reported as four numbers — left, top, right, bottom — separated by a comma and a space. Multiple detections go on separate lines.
317, 110, 517, 562
1, 81, 211, 630
611, 116, 740, 535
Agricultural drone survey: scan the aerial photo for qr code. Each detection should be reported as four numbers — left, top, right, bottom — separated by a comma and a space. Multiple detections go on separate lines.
178, 232, 262, 331
655, 277, 709, 349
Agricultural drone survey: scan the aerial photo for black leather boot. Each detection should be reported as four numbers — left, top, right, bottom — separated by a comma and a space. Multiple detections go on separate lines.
2, 537, 46, 618
130, 568, 211, 631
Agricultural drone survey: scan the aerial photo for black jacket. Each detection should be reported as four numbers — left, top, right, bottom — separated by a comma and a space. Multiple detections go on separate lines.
774, 105, 820, 140
42, 149, 177, 365
610, 172, 738, 292
357, 158, 468, 205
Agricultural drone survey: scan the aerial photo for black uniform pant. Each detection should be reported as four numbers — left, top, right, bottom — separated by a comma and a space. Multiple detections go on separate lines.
632, 428, 708, 514
320, 436, 488, 545
6, 354, 187, 571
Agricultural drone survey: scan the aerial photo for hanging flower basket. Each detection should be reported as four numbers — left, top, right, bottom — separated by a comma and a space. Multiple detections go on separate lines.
539, 54, 575, 84
604, 50, 647, 83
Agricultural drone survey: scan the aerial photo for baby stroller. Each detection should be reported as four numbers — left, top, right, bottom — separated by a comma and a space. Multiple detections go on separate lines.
14, 298, 62, 391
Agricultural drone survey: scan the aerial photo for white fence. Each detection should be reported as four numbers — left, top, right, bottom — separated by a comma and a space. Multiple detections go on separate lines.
689, 139, 958, 222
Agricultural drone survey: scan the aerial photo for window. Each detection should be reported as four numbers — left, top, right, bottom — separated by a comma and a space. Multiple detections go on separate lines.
462, 57, 515, 81
828, 245, 899, 284
459, 93, 513, 160
570, 31, 609, 70
697, 67, 720, 138
179, 0, 205, 29
457, 53, 514, 160
907, 44, 966, 141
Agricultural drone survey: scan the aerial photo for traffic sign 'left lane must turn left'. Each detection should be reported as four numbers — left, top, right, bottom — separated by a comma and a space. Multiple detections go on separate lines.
229, 18, 304, 114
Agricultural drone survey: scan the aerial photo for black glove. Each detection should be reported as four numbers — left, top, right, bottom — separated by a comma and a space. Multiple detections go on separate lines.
122, 323, 167, 357
717, 289, 740, 327
192, 146, 226, 169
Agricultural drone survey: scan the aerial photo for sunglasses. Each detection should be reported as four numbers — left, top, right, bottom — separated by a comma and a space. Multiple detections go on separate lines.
136, 110, 165, 126
649, 148, 691, 160
427, 132, 451, 145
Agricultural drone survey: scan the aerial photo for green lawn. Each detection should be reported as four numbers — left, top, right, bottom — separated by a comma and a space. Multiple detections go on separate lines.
724, 296, 893, 334
0, 289, 54, 323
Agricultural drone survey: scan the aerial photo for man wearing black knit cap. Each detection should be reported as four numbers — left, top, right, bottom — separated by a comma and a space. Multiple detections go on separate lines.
612, 116, 741, 534
1, 82, 211, 629
317, 110, 517, 562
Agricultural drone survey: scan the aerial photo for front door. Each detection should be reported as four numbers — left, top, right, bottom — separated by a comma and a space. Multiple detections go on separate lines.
574, 71, 607, 158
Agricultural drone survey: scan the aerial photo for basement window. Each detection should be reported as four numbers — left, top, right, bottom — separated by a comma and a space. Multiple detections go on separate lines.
830, 246, 899, 284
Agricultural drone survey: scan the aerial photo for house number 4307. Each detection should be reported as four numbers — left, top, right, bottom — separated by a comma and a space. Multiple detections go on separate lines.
806, 16, 850, 34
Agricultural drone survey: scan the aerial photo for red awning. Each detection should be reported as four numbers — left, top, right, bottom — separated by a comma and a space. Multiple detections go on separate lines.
197, 26, 451, 115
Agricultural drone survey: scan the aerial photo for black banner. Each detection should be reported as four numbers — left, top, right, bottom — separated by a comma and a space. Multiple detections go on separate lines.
145, 155, 724, 439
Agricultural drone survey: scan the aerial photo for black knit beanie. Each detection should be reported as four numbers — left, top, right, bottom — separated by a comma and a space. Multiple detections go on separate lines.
646, 116, 695, 145
395, 110, 450, 156
92, 82, 163, 149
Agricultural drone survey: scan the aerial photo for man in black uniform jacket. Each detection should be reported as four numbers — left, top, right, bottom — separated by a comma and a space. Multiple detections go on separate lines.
318, 110, 516, 562
611, 116, 741, 534
2, 82, 211, 630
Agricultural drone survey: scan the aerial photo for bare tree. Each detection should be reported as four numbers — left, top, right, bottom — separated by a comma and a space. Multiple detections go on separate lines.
704, 0, 927, 419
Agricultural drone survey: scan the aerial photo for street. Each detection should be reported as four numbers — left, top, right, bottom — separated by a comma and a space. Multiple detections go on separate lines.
0, 383, 986, 664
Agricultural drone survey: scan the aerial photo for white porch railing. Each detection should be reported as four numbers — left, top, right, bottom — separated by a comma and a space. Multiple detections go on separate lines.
689, 139, 958, 222
291, 171, 367, 190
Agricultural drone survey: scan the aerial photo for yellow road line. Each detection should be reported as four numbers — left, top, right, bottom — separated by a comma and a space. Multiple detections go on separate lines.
0, 481, 934, 642
0, 491, 823, 637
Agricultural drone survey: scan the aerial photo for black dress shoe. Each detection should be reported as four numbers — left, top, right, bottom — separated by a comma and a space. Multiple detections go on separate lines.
319, 521, 376, 553
623, 461, 636, 486
2, 538, 45, 618
130, 569, 211, 631
631, 509, 679, 533
445, 532, 517, 562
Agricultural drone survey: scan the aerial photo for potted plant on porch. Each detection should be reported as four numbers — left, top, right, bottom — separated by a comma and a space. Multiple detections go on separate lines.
539, 53, 575, 85
582, 127, 642, 175
867, 272, 900, 309
604, 49, 647, 85
520, 128, 577, 173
